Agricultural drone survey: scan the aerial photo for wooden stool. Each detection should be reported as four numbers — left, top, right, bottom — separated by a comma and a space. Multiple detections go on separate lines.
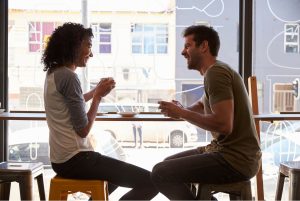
49, 176, 108, 200
196, 180, 252, 200
275, 161, 300, 200
0, 161, 45, 200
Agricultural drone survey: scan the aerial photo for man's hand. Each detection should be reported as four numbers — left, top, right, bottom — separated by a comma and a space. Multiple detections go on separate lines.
159, 100, 184, 119
93, 77, 116, 100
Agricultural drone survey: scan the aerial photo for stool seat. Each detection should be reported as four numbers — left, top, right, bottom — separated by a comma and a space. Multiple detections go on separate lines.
49, 176, 108, 200
196, 180, 252, 200
0, 161, 45, 200
275, 161, 300, 200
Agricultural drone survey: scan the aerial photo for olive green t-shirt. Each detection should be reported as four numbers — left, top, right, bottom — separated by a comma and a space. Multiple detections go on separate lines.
202, 60, 261, 178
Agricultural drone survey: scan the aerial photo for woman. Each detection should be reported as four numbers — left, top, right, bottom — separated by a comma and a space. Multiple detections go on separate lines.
42, 22, 157, 200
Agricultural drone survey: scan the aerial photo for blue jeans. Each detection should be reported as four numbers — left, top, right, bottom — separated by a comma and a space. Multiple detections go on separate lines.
52, 151, 158, 200
133, 124, 142, 147
151, 149, 248, 200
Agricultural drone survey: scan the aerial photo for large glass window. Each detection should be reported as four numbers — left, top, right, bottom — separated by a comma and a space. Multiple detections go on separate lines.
131, 23, 168, 54
253, 0, 300, 200
6, 0, 242, 200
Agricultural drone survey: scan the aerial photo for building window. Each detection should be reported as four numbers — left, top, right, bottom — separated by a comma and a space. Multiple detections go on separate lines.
28, 22, 59, 52
284, 23, 299, 54
91, 23, 112, 54
131, 23, 168, 54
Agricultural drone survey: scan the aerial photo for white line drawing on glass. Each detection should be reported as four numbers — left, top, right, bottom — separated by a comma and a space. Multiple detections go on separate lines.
267, 0, 300, 23
176, 0, 224, 18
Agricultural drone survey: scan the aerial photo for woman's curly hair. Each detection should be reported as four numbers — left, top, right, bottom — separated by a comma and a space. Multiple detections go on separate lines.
41, 22, 93, 72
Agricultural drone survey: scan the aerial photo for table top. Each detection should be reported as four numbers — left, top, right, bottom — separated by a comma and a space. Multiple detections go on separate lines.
2, 112, 300, 122
0, 112, 181, 121
254, 113, 300, 121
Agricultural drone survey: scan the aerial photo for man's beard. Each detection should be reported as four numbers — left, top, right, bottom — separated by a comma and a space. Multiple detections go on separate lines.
187, 58, 199, 70
187, 65, 197, 70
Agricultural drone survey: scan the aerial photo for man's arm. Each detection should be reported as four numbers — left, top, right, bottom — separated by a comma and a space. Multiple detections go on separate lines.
186, 101, 205, 114
182, 99, 233, 135
160, 99, 234, 135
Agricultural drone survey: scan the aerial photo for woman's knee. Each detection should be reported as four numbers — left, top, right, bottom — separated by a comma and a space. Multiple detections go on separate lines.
151, 162, 168, 184
151, 163, 162, 183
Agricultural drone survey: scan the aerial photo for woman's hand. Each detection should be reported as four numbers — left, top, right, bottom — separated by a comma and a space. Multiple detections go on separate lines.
93, 77, 116, 100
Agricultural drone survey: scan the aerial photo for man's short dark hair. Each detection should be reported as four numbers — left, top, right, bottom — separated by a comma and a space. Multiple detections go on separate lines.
41, 22, 93, 72
183, 25, 220, 56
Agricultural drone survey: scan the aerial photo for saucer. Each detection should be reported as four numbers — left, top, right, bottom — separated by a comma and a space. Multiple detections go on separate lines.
118, 112, 137, 117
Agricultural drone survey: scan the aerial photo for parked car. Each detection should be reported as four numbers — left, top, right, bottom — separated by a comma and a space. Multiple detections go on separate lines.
8, 127, 126, 167
96, 103, 198, 148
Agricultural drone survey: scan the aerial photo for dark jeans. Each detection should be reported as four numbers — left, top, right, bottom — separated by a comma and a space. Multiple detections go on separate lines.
151, 149, 249, 200
52, 151, 158, 200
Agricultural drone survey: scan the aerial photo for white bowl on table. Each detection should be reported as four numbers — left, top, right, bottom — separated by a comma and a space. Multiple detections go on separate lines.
118, 112, 137, 117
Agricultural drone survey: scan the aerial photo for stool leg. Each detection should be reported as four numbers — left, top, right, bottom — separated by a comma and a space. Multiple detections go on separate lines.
240, 183, 252, 200
197, 185, 211, 200
61, 190, 68, 201
0, 182, 11, 200
90, 185, 106, 201
289, 172, 300, 200
229, 194, 240, 200
19, 175, 33, 200
105, 182, 109, 200
49, 181, 63, 200
275, 172, 286, 200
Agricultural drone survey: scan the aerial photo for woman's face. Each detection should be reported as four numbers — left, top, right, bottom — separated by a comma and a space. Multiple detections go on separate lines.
75, 37, 93, 67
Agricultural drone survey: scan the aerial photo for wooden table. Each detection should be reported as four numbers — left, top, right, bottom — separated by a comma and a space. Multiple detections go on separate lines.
254, 113, 300, 122
0, 112, 180, 121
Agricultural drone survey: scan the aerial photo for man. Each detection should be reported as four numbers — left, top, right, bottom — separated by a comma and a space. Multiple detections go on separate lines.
42, 22, 158, 200
151, 25, 261, 200
132, 123, 143, 148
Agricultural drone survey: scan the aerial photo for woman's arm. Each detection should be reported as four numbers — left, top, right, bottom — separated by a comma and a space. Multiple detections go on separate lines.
77, 78, 115, 138
83, 88, 96, 102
